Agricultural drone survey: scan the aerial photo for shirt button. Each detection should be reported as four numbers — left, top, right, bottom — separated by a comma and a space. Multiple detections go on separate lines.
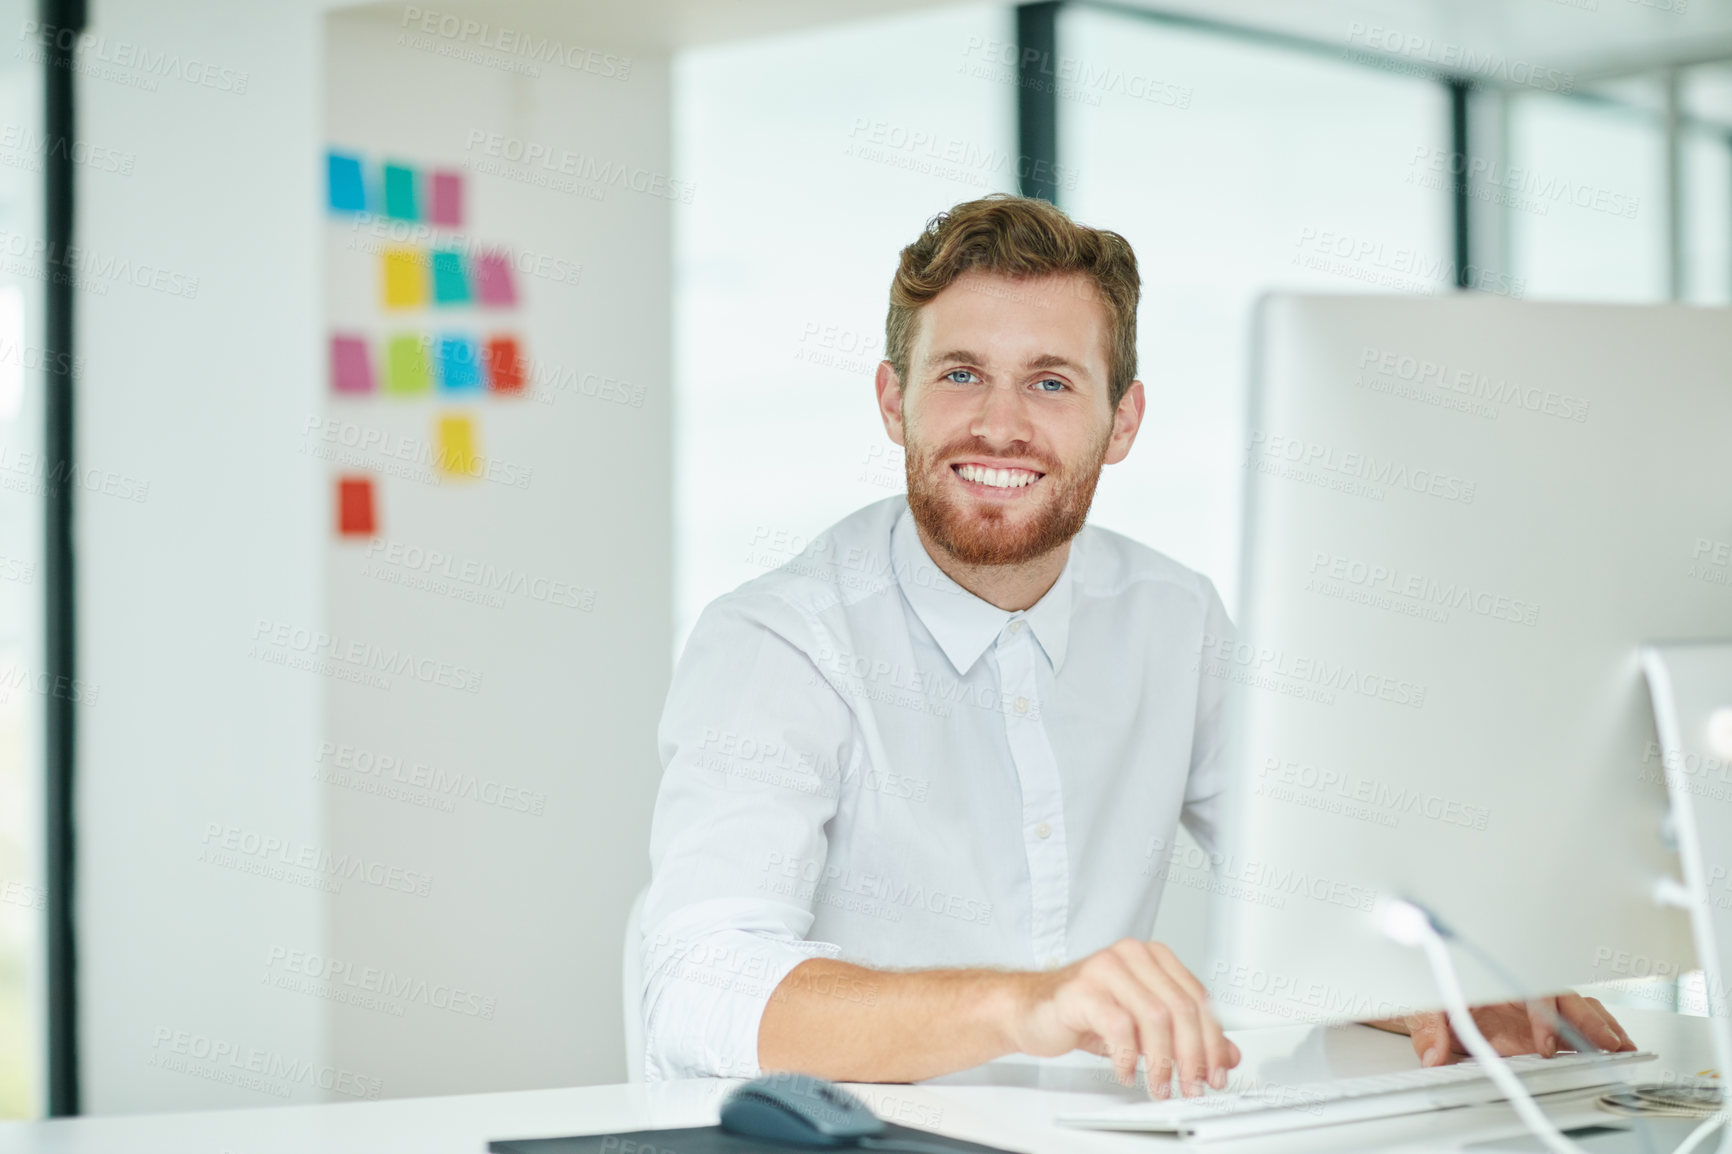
1008, 619, 1024, 634
1013, 696, 1029, 715
1043, 956, 1061, 970
1035, 821, 1052, 839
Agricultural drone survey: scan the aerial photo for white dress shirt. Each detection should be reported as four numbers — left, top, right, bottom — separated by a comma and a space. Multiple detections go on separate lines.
640, 495, 1231, 1081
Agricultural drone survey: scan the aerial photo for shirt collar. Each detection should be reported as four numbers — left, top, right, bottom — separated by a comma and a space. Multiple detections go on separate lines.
890, 503, 1076, 677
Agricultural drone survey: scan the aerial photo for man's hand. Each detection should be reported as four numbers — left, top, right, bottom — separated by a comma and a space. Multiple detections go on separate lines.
1375, 993, 1635, 1065
1005, 938, 1241, 1098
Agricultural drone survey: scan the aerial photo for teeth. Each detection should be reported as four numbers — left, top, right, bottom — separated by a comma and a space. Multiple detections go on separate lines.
958, 463, 1039, 489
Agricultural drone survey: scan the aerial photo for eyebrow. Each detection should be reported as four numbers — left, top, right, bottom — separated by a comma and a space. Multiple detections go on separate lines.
926, 349, 1088, 376
1025, 353, 1086, 374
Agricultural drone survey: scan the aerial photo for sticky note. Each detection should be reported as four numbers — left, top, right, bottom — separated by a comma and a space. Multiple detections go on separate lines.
383, 162, 419, 220
435, 414, 481, 478
485, 336, 524, 395
382, 247, 427, 309
430, 170, 463, 227
328, 152, 366, 212
436, 335, 482, 393
431, 250, 470, 305
330, 334, 373, 394
473, 250, 517, 306
337, 475, 377, 536
386, 335, 431, 395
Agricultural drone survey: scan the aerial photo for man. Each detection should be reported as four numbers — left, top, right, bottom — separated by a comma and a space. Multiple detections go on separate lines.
640, 195, 1633, 1093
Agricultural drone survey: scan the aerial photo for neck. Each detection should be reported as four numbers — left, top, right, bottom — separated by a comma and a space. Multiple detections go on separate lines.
913, 520, 1072, 612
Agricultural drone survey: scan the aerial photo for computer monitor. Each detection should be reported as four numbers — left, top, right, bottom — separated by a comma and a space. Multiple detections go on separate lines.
1201, 293, 1731, 1032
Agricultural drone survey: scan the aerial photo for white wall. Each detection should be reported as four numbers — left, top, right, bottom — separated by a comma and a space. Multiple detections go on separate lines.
76, 0, 330, 1114
322, 9, 671, 1095
77, 0, 672, 1112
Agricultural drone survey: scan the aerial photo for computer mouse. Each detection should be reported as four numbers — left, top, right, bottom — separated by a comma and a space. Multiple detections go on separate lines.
718, 1072, 886, 1147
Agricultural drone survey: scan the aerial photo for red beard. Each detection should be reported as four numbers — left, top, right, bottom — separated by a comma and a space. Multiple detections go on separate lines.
903, 431, 1107, 567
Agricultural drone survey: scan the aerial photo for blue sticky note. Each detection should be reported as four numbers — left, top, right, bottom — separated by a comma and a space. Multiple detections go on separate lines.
436, 335, 482, 393
328, 152, 366, 212
432, 250, 471, 305
383, 163, 419, 221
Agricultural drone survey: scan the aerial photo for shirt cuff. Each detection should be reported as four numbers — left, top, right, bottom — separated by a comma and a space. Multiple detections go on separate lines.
642, 923, 843, 1082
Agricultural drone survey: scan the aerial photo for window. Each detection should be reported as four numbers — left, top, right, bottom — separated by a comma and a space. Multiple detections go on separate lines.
1060, 7, 1449, 611
674, 4, 1015, 652
672, 3, 1732, 1012
1685, 65, 1732, 304
1506, 89, 1667, 301
0, 10, 44, 1116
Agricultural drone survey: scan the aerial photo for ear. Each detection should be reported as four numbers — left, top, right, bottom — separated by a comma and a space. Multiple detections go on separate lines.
1102, 379, 1145, 466
875, 360, 907, 448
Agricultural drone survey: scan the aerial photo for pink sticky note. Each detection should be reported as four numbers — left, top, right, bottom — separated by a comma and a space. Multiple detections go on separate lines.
474, 250, 518, 306
430, 170, 463, 227
330, 334, 373, 394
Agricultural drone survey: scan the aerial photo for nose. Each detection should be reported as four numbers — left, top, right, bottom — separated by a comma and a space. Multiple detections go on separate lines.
969, 379, 1035, 449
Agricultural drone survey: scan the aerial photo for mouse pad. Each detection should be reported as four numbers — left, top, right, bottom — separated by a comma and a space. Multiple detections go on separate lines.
489, 1123, 1020, 1154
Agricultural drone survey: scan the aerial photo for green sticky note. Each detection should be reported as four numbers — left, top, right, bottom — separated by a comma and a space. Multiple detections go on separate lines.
386, 335, 431, 395
383, 163, 419, 221
432, 250, 470, 304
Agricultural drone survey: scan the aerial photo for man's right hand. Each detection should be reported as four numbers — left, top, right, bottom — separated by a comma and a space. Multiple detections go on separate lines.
1004, 938, 1240, 1098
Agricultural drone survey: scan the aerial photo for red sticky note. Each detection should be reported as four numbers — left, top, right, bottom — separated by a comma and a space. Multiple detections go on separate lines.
330, 334, 373, 394
474, 250, 517, 306
486, 336, 524, 394
430, 170, 463, 227
337, 475, 376, 536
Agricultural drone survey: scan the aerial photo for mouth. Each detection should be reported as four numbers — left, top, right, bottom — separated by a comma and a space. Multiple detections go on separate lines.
951, 461, 1046, 492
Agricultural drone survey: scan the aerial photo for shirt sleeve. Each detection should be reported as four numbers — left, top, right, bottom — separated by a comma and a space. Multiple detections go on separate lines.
1178, 579, 1235, 861
639, 591, 853, 1082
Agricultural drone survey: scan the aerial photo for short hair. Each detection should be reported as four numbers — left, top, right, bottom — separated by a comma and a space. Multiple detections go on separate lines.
885, 194, 1140, 407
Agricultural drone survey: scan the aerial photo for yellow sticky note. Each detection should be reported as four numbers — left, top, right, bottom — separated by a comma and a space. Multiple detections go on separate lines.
382, 246, 428, 309
435, 413, 481, 479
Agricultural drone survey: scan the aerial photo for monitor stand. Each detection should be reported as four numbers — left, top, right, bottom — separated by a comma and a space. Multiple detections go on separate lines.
1471, 646, 1732, 1154
1467, 1118, 1704, 1153
1641, 645, 1732, 1149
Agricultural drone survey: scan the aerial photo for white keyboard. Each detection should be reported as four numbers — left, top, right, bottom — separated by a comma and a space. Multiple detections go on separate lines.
1056, 1049, 1655, 1141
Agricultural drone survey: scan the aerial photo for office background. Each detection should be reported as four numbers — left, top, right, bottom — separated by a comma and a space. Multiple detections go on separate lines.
0, 0, 1727, 1122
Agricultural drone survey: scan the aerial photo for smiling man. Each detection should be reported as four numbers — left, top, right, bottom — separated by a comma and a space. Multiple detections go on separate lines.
639, 195, 1632, 1092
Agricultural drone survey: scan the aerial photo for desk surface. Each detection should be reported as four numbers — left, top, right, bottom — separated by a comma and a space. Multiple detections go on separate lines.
0, 1008, 1715, 1154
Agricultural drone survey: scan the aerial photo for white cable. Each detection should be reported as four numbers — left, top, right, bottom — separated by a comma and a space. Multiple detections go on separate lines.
1674, 1108, 1732, 1154
1386, 900, 1732, 1154
1410, 923, 1601, 1154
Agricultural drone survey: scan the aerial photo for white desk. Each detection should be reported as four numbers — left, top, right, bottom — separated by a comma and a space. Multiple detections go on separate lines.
0, 1008, 1715, 1154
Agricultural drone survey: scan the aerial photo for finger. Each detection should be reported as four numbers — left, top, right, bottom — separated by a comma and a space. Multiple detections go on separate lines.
1076, 988, 1142, 1090
1095, 948, 1195, 1098
1459, 1001, 1542, 1056
1557, 992, 1627, 1053
1077, 1033, 1111, 1058
1145, 942, 1234, 1090
1120, 943, 1218, 1093
1407, 1012, 1452, 1066
1464, 1002, 1530, 1056
1586, 995, 1637, 1051
1524, 998, 1560, 1058
1135, 948, 1214, 1097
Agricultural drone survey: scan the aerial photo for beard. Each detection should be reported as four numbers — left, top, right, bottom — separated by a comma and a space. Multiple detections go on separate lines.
904, 429, 1109, 567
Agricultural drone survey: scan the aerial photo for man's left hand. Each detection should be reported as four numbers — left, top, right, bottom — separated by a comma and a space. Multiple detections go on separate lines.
1390, 994, 1635, 1065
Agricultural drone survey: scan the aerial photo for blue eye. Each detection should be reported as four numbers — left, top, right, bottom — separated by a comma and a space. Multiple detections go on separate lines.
946, 369, 978, 384
1035, 378, 1066, 392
